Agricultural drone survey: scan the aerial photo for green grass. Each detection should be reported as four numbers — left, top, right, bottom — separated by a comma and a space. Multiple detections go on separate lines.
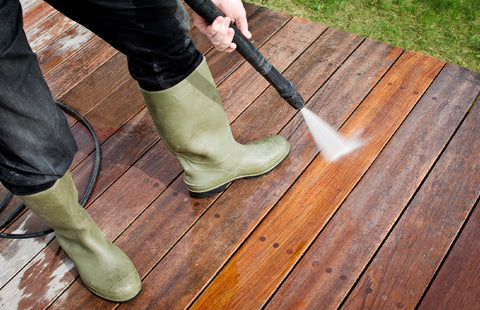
246, 0, 480, 71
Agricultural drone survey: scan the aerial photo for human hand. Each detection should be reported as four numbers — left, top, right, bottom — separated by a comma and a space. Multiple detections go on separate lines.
192, 0, 252, 52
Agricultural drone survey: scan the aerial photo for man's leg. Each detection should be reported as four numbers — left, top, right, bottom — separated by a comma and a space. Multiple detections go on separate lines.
46, 0, 290, 197
45, 0, 203, 91
0, 0, 141, 302
0, 0, 77, 194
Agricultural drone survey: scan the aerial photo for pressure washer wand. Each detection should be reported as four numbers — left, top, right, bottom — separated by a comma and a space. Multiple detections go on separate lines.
185, 0, 305, 110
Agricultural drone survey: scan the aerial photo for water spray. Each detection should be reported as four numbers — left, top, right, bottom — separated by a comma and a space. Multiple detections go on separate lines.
185, 0, 361, 161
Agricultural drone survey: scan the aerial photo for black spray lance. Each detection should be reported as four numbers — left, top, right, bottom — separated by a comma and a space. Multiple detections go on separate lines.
186, 0, 362, 161
184, 0, 305, 110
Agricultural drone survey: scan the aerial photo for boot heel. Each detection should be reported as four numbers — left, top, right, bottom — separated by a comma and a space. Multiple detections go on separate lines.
189, 183, 229, 198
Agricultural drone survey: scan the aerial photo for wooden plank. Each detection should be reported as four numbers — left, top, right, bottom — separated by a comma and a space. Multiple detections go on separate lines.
59, 52, 129, 120
191, 51, 444, 309
342, 92, 480, 309
418, 200, 480, 310
206, 6, 291, 84
22, 0, 56, 32
116, 30, 393, 310
37, 24, 97, 76
43, 36, 117, 99
25, 11, 76, 52
266, 63, 480, 309
49, 15, 328, 310
219, 17, 327, 122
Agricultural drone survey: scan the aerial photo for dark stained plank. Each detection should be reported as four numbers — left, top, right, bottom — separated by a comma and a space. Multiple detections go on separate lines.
191, 51, 444, 309
418, 199, 480, 310
59, 52, 129, 120
42, 35, 117, 99
342, 92, 480, 309
266, 63, 480, 309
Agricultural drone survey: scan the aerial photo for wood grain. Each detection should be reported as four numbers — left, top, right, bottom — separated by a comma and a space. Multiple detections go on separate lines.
191, 51, 444, 309
418, 200, 480, 310
267, 63, 480, 309
3, 3, 480, 309
342, 85, 480, 310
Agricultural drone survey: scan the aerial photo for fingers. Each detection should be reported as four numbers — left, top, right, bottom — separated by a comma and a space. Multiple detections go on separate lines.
234, 16, 252, 39
207, 16, 236, 52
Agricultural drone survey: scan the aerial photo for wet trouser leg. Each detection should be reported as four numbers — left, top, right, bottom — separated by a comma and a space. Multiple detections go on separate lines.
1, 0, 202, 195
0, 0, 77, 195
45, 0, 203, 91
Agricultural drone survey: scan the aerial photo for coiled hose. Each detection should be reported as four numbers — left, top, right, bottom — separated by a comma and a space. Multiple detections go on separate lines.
0, 101, 101, 239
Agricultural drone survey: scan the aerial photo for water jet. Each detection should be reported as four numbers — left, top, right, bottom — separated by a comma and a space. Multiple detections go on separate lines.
186, 0, 362, 161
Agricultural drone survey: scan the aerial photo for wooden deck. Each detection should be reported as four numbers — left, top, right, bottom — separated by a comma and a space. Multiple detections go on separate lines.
1, 1, 480, 309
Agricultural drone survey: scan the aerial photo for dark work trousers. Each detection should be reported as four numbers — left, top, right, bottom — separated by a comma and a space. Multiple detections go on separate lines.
0, 0, 203, 195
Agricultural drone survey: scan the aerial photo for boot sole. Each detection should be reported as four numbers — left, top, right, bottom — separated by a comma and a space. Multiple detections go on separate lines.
188, 150, 290, 199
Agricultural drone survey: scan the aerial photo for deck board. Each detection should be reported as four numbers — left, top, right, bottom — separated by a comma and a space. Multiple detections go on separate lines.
343, 93, 480, 309
1, 1, 480, 309
266, 63, 480, 309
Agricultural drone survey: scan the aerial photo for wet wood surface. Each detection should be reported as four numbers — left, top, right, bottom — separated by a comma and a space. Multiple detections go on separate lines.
1, 1, 480, 309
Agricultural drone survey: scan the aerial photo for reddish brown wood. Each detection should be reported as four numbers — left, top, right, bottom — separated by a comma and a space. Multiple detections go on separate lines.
25, 11, 76, 52
418, 200, 480, 310
267, 63, 480, 309
191, 51, 444, 309
232, 28, 366, 144
22, 0, 56, 31
59, 52, 129, 117
219, 17, 327, 122
342, 92, 480, 309
37, 25, 97, 76
43, 36, 117, 99
3, 3, 480, 309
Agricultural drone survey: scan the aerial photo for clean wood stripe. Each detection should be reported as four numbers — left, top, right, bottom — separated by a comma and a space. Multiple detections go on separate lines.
267, 63, 480, 309
342, 93, 480, 309
191, 51, 444, 309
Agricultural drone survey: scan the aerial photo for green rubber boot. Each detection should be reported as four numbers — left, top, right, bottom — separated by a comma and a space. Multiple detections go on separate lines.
141, 58, 290, 197
18, 172, 142, 302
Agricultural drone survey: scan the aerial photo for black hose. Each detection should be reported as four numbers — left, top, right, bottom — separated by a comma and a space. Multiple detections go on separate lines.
0, 101, 101, 239
184, 0, 305, 110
